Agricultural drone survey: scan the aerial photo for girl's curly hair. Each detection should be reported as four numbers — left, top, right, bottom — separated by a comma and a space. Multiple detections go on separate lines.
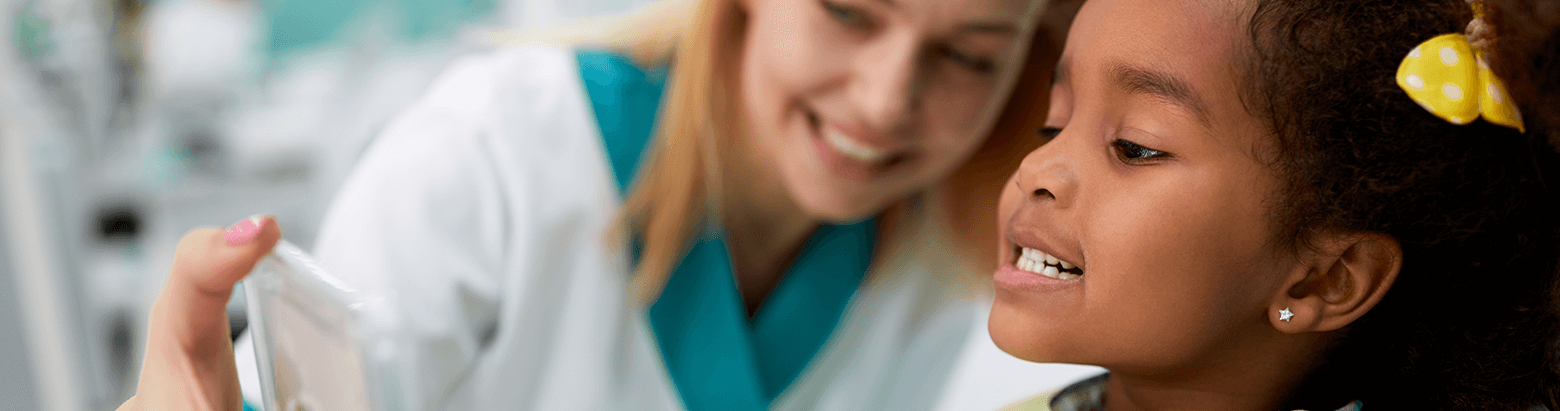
1489, 0, 1560, 143
1240, 0, 1560, 409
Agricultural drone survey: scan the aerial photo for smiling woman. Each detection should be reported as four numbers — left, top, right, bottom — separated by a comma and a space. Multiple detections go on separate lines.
612, 1, 1052, 406
625, 0, 1047, 306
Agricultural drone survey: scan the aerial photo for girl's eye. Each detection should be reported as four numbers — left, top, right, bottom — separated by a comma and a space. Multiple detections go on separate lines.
1038, 127, 1063, 141
941, 46, 996, 74
821, 1, 870, 28
1111, 138, 1170, 163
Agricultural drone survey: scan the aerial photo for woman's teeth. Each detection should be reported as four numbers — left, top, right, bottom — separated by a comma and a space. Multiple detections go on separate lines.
1016, 247, 1082, 280
824, 128, 890, 162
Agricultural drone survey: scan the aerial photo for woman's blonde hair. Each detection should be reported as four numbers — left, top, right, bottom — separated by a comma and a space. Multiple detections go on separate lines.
499, 0, 1060, 304
614, 0, 746, 303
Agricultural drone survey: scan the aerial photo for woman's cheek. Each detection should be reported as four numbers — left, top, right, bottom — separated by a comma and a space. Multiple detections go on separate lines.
921, 92, 999, 172
925, 78, 999, 134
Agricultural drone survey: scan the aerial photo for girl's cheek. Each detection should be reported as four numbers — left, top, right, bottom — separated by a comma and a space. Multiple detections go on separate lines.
997, 178, 1020, 229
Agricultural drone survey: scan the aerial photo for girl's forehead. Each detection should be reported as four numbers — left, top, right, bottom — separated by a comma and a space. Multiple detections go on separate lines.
1066, 0, 1244, 66
1060, 0, 1269, 151
1063, 0, 1250, 114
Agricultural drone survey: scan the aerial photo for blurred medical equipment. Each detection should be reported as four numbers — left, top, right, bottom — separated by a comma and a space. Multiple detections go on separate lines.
1, 0, 652, 409
3, 0, 145, 408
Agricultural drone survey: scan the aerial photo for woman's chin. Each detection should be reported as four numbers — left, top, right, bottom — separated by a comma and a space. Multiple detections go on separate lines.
789, 185, 895, 223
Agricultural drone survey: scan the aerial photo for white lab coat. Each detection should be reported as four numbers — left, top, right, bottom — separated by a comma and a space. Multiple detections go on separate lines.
236, 45, 1101, 411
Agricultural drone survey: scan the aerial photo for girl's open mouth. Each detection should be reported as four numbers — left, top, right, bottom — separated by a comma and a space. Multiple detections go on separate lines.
1014, 246, 1084, 280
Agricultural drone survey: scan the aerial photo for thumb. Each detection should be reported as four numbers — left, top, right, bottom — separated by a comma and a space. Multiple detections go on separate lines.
170, 215, 283, 303
162, 215, 281, 354
125, 216, 281, 411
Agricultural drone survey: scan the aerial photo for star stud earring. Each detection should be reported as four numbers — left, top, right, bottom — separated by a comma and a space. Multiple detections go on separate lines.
1279, 307, 1295, 322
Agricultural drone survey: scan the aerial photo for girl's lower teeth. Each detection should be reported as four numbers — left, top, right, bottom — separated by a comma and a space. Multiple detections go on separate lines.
1017, 252, 1082, 280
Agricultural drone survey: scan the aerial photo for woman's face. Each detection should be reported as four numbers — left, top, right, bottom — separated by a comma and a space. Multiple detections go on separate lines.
739, 0, 1040, 220
988, 0, 1298, 374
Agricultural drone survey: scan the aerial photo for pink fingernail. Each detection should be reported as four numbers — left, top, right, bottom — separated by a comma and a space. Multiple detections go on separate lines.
224, 216, 264, 247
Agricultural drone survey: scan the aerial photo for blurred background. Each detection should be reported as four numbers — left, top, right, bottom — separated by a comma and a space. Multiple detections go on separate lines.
0, 0, 651, 408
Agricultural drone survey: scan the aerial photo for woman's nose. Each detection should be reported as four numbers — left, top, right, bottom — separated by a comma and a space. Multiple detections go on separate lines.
1014, 135, 1078, 208
850, 32, 921, 132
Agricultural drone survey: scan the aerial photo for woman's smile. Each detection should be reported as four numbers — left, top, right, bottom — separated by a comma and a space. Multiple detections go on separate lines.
740, 0, 1033, 220
803, 108, 913, 182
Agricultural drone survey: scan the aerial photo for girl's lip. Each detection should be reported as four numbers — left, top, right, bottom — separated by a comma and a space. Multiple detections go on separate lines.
1003, 206, 1085, 274
1005, 234, 1085, 274
993, 263, 1083, 294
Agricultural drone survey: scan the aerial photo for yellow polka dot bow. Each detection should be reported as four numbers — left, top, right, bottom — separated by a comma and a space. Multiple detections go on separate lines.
1396, 26, 1525, 132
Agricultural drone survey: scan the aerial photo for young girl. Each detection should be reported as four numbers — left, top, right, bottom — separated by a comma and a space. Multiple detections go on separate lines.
989, 0, 1560, 409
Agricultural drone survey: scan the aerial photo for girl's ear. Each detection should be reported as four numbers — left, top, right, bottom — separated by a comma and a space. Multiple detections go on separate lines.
1269, 232, 1402, 334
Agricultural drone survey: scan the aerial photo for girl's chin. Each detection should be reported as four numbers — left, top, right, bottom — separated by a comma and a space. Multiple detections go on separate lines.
987, 293, 1082, 363
986, 323, 1060, 363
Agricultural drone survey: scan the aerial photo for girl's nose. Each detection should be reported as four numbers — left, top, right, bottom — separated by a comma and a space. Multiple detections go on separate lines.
1014, 133, 1078, 209
849, 32, 921, 132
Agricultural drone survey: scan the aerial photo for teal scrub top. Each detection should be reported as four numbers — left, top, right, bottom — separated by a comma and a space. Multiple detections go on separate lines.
578, 50, 877, 411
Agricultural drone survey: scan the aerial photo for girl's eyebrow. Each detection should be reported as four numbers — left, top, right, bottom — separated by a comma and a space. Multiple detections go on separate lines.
1110, 63, 1212, 126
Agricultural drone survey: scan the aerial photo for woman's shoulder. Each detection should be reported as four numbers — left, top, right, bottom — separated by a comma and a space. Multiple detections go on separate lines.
320, 45, 621, 261
405, 45, 583, 121
366, 45, 619, 174
327, 45, 647, 246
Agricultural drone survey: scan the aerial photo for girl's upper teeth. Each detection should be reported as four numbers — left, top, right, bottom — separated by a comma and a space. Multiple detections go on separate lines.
1016, 246, 1082, 280
824, 128, 890, 162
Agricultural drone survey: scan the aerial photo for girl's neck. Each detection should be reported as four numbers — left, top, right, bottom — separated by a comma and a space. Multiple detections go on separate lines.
1101, 332, 1327, 411
721, 136, 821, 317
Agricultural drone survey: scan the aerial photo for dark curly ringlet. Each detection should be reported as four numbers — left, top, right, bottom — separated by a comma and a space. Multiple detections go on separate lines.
1488, 0, 1560, 143
1240, 0, 1560, 409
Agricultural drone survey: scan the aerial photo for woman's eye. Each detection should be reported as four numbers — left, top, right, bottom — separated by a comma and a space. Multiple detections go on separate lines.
941, 46, 996, 74
821, 1, 869, 27
1111, 139, 1170, 163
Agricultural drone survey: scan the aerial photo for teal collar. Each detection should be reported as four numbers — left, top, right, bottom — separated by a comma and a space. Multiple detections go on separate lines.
648, 222, 876, 411
578, 49, 877, 411
577, 49, 666, 196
